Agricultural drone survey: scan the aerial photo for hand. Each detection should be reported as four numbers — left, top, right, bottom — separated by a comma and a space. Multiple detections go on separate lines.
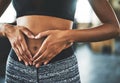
33, 30, 73, 68
4, 24, 34, 66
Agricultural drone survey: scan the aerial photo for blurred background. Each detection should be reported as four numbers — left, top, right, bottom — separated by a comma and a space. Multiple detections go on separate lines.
0, 0, 120, 83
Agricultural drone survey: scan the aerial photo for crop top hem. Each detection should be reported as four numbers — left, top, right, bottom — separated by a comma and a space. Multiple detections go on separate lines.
12, 0, 77, 21
16, 11, 74, 21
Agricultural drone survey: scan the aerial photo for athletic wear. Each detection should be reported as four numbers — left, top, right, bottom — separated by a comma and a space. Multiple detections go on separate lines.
10, 46, 74, 64
12, 0, 77, 21
5, 53, 81, 83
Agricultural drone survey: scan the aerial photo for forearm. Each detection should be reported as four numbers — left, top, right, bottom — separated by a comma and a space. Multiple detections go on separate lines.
0, 0, 12, 37
0, 23, 7, 37
0, 23, 12, 37
67, 24, 119, 42
66, 0, 120, 43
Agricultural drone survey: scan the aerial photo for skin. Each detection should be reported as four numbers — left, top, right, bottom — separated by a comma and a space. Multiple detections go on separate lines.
0, 0, 119, 68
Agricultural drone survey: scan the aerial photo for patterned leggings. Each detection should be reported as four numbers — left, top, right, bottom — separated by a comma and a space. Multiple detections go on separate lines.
5, 54, 81, 83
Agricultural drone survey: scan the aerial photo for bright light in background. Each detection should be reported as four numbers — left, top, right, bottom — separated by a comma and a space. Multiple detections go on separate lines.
75, 0, 93, 23
0, 2, 16, 23
0, 0, 99, 24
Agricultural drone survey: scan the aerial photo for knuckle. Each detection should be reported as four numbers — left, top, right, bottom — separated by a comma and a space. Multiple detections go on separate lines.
26, 32, 31, 36
21, 52, 24, 55
12, 42, 16, 48
47, 43, 52, 48
20, 27, 26, 30
48, 45, 54, 50
23, 57, 27, 61
53, 50, 58, 54
16, 37, 19, 42
47, 56, 51, 59
18, 36, 23, 41
25, 50, 30, 55
23, 49, 26, 52
20, 52, 23, 56
22, 50, 26, 54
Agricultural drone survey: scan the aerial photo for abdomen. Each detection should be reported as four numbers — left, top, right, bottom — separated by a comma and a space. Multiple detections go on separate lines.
16, 15, 73, 56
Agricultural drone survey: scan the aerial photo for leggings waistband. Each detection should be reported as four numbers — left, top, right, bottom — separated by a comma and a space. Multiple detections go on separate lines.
9, 46, 74, 65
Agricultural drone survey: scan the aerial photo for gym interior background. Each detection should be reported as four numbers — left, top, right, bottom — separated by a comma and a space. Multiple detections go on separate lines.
0, 0, 120, 83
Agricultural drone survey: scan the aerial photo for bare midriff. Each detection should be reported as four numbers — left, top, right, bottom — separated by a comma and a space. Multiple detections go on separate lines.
16, 15, 73, 56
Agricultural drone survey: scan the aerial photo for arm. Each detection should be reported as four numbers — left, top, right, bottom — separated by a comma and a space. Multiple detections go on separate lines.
0, 0, 34, 65
33, 0, 120, 67
67, 0, 120, 42
0, 0, 11, 36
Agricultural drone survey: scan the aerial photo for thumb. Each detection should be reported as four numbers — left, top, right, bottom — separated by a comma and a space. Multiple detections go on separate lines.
65, 42, 73, 49
20, 28, 35, 39
35, 31, 50, 39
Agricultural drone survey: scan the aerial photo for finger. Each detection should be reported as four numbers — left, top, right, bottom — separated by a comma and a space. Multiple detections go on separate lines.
18, 56, 22, 61
35, 31, 50, 39
19, 36, 33, 60
33, 41, 47, 60
33, 53, 44, 65
20, 42, 33, 65
12, 43, 22, 61
12, 41, 27, 65
42, 46, 65, 65
35, 63, 43, 68
13, 48, 28, 66
20, 28, 35, 39
65, 42, 73, 49
13, 48, 22, 61
43, 52, 56, 65
43, 55, 52, 65
16, 41, 23, 55
16, 42, 30, 65
33, 49, 51, 65
16, 47, 29, 66
44, 58, 51, 65
18, 33, 33, 65
34, 54, 47, 68
20, 44, 33, 65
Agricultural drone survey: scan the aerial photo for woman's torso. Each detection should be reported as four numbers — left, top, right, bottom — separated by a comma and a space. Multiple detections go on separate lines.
16, 15, 73, 56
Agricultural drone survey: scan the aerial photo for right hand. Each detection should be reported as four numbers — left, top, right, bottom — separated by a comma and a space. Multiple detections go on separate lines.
3, 24, 34, 66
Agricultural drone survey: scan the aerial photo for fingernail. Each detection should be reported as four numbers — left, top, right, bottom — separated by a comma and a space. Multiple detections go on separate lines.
18, 58, 20, 61
31, 35, 35, 38
20, 59, 22, 61
29, 62, 32, 65
35, 34, 40, 39
35, 37, 38, 39
18, 58, 21, 61
44, 62, 48, 65
33, 62, 35, 65
36, 64, 39, 68
25, 62, 28, 66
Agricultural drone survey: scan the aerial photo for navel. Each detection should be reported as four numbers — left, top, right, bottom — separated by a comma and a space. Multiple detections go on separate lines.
33, 46, 38, 51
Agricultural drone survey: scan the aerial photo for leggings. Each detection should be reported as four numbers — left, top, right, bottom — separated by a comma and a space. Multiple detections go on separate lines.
5, 53, 81, 83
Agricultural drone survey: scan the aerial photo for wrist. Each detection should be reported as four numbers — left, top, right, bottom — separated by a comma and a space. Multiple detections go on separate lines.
0, 23, 14, 37
65, 30, 76, 43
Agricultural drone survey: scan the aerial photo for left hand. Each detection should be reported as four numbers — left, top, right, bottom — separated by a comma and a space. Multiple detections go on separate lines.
33, 30, 73, 68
